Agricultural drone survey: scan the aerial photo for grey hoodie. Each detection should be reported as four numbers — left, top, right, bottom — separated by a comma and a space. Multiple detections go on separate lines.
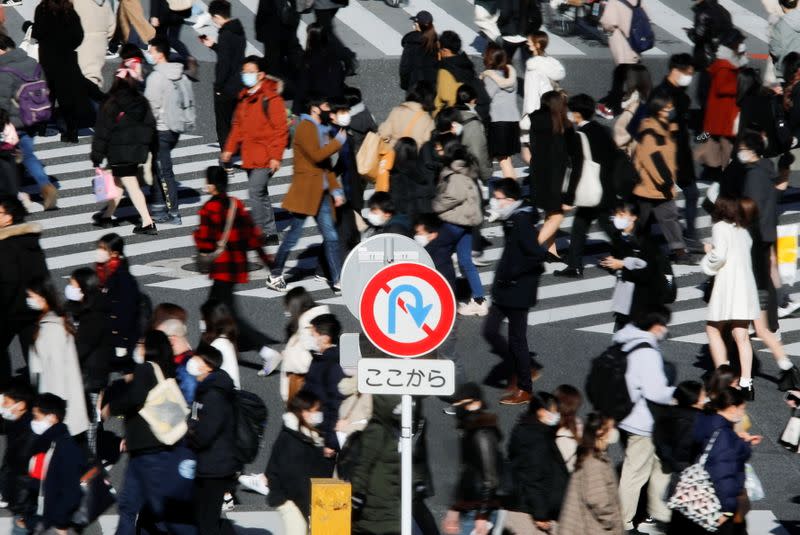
612, 324, 675, 437
144, 62, 186, 132
770, 9, 800, 72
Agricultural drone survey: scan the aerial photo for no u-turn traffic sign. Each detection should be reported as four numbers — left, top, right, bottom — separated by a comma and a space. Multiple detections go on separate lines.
359, 262, 456, 358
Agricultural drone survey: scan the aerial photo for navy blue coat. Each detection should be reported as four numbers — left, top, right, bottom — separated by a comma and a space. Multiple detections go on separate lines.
693, 412, 751, 514
491, 204, 546, 309
302, 346, 346, 450
188, 369, 240, 478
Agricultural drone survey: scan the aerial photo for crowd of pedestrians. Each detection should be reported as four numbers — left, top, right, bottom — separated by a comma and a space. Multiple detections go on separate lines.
2, 1, 800, 535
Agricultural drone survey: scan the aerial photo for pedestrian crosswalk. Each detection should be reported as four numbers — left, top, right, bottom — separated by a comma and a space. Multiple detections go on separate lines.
20, 125, 800, 363
0, 0, 780, 61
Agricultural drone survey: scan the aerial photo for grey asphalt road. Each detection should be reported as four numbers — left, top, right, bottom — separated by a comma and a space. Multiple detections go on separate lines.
3, 55, 800, 534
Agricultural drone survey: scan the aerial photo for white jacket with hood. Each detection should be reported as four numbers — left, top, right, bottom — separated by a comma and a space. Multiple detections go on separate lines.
521, 55, 565, 129
612, 324, 675, 437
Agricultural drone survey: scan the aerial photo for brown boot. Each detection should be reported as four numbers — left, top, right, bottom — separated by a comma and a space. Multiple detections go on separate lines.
503, 376, 518, 395
499, 389, 532, 405
40, 183, 58, 210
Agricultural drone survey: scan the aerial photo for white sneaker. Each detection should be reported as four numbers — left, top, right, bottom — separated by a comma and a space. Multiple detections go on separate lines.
257, 346, 281, 376
221, 493, 235, 511
457, 299, 489, 317
779, 300, 800, 318
193, 12, 212, 30
266, 275, 287, 292
471, 251, 492, 267
238, 474, 269, 496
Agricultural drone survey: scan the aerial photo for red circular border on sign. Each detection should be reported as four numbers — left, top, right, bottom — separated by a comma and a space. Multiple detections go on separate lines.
359, 262, 456, 358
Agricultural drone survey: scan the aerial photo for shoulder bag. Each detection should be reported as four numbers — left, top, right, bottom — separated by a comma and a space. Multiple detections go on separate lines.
667, 429, 723, 532
138, 362, 190, 445
195, 199, 237, 274
571, 130, 602, 207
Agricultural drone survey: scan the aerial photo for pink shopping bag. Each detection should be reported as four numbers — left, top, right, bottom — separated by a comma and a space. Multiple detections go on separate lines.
93, 168, 122, 202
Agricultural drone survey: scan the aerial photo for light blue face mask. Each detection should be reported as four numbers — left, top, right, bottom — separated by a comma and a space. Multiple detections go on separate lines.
144, 51, 156, 65
241, 72, 259, 88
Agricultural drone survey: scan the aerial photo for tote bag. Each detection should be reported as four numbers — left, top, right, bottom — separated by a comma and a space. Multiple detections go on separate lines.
93, 168, 122, 203
572, 131, 602, 207
138, 362, 189, 445
667, 429, 723, 532
777, 224, 799, 285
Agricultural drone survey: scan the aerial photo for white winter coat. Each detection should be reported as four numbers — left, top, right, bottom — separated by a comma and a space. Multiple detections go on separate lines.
521, 55, 566, 123
600, 0, 646, 65
211, 336, 240, 390
29, 312, 90, 436
279, 305, 330, 401
73, 0, 116, 88
701, 221, 761, 322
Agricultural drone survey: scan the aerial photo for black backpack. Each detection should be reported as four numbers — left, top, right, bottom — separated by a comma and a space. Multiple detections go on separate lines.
234, 390, 268, 465
585, 342, 651, 421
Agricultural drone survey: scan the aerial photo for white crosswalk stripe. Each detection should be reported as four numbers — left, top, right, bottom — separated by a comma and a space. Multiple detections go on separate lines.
0, 0, 779, 60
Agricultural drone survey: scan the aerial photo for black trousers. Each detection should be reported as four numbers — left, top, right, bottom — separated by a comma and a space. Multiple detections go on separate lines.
482, 304, 532, 392
214, 92, 238, 149
0, 320, 35, 388
193, 476, 235, 535
752, 239, 779, 332
565, 206, 614, 269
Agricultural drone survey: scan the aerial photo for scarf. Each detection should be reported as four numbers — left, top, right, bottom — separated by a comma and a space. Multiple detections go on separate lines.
96, 257, 121, 286
300, 113, 334, 188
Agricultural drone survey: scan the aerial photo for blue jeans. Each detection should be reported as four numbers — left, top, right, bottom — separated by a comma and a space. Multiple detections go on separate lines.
19, 132, 50, 188
272, 197, 342, 283
152, 130, 180, 217
115, 451, 197, 535
460, 510, 498, 535
440, 223, 484, 299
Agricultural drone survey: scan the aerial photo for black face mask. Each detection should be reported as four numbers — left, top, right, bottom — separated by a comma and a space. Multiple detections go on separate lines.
319, 112, 332, 126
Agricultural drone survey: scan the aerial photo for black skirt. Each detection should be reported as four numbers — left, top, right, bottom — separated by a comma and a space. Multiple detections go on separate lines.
111, 164, 139, 179
488, 121, 521, 157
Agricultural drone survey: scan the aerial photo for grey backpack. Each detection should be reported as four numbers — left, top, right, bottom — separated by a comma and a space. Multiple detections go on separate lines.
163, 74, 195, 134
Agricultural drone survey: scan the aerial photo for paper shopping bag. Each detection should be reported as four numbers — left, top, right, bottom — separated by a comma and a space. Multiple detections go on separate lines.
777, 224, 799, 285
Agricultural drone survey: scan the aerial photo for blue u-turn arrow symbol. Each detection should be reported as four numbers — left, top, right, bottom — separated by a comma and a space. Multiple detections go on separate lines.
387, 284, 432, 334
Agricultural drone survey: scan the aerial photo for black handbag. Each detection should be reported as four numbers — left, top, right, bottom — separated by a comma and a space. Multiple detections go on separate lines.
701, 277, 715, 303
72, 466, 116, 527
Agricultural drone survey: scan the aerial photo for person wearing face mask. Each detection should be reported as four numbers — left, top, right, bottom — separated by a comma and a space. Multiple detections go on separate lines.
143, 37, 195, 226
613, 307, 676, 534
655, 54, 701, 248
557, 413, 624, 535
185, 344, 239, 535
221, 55, 289, 246
65, 268, 114, 457
200, 0, 246, 149
455, 84, 493, 183
701, 29, 747, 175
555, 94, 619, 279
601, 202, 676, 332
299, 314, 345, 455
769, 0, 800, 74
267, 98, 347, 293
0, 382, 37, 535
669, 388, 756, 535
25, 277, 90, 441
26, 394, 87, 535
442, 383, 501, 535
94, 233, 145, 366
0, 197, 48, 387
482, 179, 545, 405
104, 330, 190, 535
363, 192, 412, 239
266, 390, 335, 535
503, 391, 568, 534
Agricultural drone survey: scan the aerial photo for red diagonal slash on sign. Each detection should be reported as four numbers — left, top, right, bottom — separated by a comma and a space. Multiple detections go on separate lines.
380, 283, 435, 336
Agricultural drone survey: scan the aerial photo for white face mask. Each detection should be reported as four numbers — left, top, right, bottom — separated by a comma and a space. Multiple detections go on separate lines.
306, 411, 324, 426
451, 122, 464, 136
613, 216, 631, 231
366, 211, 387, 227
336, 113, 351, 127
0, 402, 21, 421
489, 198, 501, 211
414, 234, 431, 247
543, 411, 561, 427
656, 327, 669, 341
132, 346, 145, 365
31, 419, 53, 435
302, 332, 320, 353
738, 43, 747, 54
677, 73, 693, 87
606, 427, 620, 445
738, 150, 755, 163
95, 249, 111, 264
186, 357, 204, 377
566, 111, 576, 123
64, 284, 83, 302
26, 296, 43, 311
198, 320, 207, 333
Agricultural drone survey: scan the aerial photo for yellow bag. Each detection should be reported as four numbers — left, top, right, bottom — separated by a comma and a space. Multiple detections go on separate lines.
777, 224, 798, 285
356, 132, 389, 182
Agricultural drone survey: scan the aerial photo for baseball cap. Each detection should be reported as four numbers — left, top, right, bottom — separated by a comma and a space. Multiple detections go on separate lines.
410, 10, 433, 26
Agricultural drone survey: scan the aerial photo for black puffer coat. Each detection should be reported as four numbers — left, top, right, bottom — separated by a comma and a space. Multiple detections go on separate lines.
399, 31, 438, 91
187, 369, 240, 478
91, 91, 156, 167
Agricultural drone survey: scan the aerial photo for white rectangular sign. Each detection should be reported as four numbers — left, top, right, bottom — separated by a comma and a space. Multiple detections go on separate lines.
357, 358, 455, 396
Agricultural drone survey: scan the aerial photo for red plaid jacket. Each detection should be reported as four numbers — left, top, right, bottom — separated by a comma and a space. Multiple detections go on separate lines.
193, 194, 263, 283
